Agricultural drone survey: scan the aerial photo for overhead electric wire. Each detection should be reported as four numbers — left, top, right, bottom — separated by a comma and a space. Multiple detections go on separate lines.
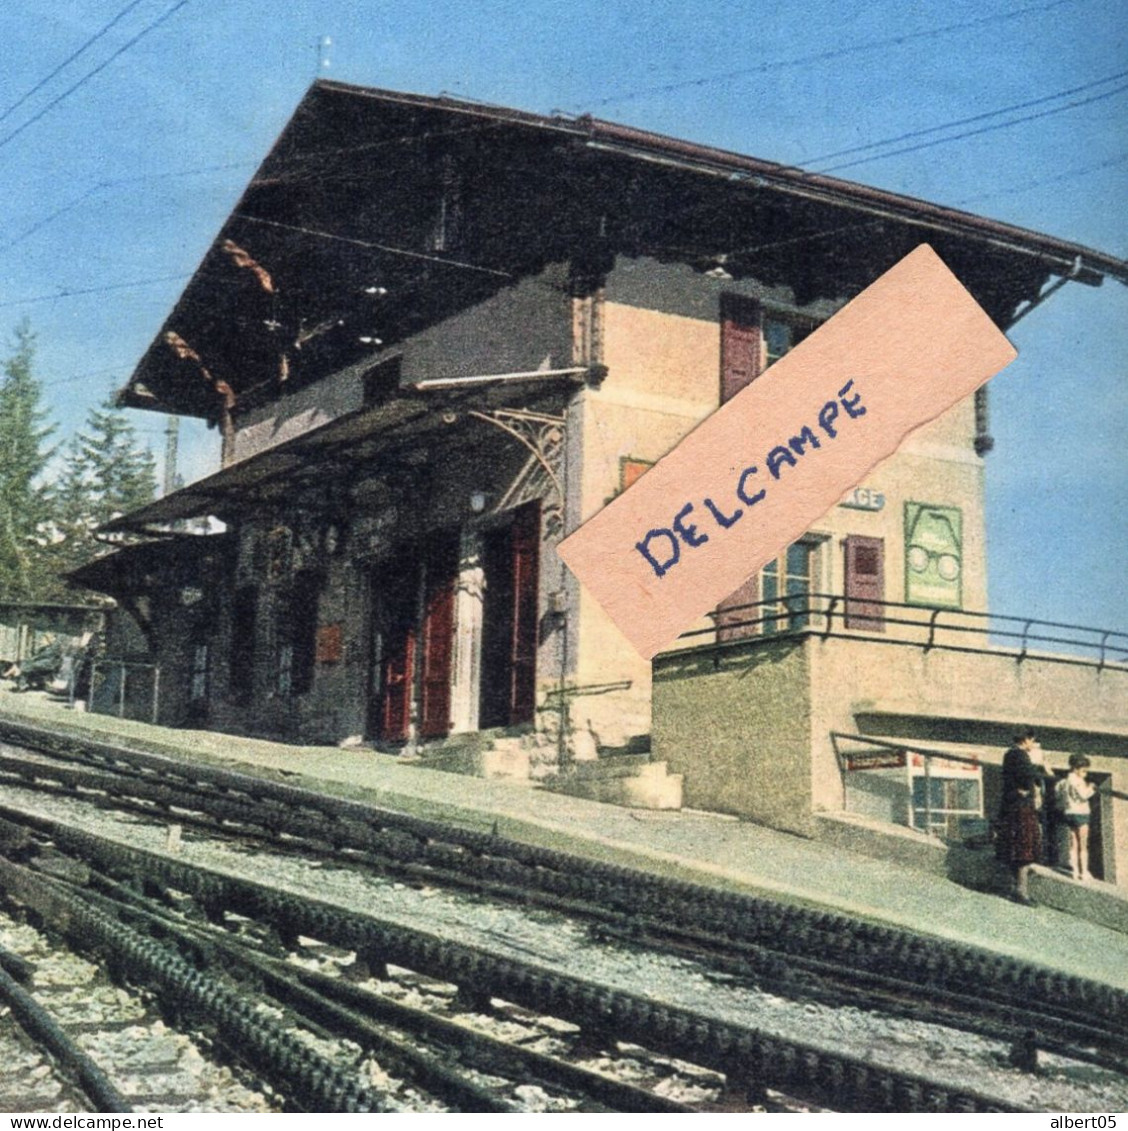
4, 73, 1123, 316
233, 213, 514, 278
43, 364, 140, 388
0, 0, 147, 128
1, 161, 254, 255
0, 119, 496, 256
815, 79, 1128, 173
584, 0, 1074, 109
804, 68, 1128, 167
0, 273, 190, 310
5, 139, 1122, 315
0, 0, 192, 154
955, 150, 1128, 207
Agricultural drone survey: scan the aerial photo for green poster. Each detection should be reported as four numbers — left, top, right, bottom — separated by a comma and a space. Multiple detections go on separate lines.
904, 503, 962, 608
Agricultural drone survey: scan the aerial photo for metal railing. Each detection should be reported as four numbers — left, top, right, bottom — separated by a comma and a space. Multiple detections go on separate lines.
672, 592, 1128, 670
88, 660, 161, 725
831, 732, 986, 839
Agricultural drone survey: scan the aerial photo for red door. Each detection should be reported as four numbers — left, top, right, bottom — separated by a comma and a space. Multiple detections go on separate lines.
844, 535, 885, 631
419, 570, 455, 739
508, 503, 540, 726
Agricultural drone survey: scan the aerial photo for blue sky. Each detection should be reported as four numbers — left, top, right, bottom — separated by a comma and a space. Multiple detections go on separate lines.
1, 0, 1124, 632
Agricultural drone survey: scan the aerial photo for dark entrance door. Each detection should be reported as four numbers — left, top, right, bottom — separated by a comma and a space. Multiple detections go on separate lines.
480, 502, 540, 729
373, 567, 416, 744
371, 534, 457, 743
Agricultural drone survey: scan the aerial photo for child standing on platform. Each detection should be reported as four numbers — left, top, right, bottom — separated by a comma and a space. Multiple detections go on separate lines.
1058, 754, 1096, 882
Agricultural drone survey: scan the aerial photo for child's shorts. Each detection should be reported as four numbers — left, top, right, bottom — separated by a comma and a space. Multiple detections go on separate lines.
1063, 814, 1090, 829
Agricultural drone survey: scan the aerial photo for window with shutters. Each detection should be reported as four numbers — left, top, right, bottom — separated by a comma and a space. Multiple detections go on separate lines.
721, 296, 816, 405
761, 541, 816, 635
716, 299, 817, 638
844, 535, 885, 631
763, 316, 814, 367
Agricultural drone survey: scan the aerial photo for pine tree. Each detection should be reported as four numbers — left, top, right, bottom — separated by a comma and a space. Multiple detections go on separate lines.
54, 395, 158, 578
0, 321, 56, 600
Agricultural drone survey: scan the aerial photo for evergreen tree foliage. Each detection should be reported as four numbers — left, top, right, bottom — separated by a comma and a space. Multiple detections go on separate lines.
53, 394, 158, 581
0, 321, 56, 599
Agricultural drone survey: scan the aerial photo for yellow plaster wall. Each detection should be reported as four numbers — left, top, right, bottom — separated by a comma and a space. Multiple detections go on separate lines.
570, 296, 990, 747
653, 633, 1128, 886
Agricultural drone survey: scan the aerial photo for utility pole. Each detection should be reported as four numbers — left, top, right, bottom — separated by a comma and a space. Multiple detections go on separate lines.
163, 415, 179, 497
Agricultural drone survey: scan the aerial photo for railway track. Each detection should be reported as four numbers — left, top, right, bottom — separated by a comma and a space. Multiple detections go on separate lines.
0, 830, 805, 1113
0, 798, 1076, 1114
0, 715, 1124, 1111
0, 718, 1125, 1063
0, 908, 275, 1113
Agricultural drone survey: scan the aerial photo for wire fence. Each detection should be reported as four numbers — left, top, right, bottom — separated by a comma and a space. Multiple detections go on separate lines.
88, 660, 161, 724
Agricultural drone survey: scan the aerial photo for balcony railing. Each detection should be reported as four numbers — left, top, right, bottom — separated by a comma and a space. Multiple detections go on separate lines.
671, 592, 1128, 671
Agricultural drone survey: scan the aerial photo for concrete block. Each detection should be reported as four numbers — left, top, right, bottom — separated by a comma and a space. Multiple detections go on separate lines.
1029, 869, 1128, 935
814, 812, 948, 875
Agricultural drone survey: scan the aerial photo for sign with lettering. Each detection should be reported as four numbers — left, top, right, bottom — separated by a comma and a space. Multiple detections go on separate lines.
840, 487, 885, 512
557, 245, 1017, 659
846, 749, 907, 771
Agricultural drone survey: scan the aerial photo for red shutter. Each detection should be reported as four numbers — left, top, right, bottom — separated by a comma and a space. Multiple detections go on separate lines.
419, 572, 455, 739
716, 573, 759, 642
508, 502, 540, 725
720, 294, 762, 403
716, 295, 763, 635
380, 628, 415, 741
844, 536, 885, 631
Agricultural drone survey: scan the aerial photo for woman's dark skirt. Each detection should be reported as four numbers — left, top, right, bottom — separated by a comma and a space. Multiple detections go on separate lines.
996, 802, 1042, 866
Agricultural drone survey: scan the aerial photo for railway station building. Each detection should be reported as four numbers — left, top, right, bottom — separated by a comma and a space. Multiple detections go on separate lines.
70, 81, 1128, 886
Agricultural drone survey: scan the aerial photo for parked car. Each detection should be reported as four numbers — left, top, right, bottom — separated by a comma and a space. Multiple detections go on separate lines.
3, 639, 64, 692
4, 633, 96, 698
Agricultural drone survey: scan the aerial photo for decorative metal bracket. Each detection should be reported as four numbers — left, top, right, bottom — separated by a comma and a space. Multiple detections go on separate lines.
465, 409, 567, 535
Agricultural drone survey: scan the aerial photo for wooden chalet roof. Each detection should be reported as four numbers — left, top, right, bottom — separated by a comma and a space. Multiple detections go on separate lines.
119, 80, 1128, 421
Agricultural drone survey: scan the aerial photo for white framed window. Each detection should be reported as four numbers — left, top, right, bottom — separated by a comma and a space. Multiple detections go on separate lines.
761, 540, 817, 634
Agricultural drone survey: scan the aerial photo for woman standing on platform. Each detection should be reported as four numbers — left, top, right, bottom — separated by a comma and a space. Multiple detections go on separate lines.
996, 729, 1046, 905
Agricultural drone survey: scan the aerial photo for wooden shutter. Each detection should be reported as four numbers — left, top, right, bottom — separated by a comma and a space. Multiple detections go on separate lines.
720, 294, 762, 403
715, 295, 763, 634
716, 574, 759, 642
419, 568, 455, 739
508, 502, 540, 725
844, 535, 885, 631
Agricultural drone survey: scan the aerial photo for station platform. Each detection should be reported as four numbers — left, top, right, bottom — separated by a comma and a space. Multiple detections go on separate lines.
2, 687, 1126, 992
